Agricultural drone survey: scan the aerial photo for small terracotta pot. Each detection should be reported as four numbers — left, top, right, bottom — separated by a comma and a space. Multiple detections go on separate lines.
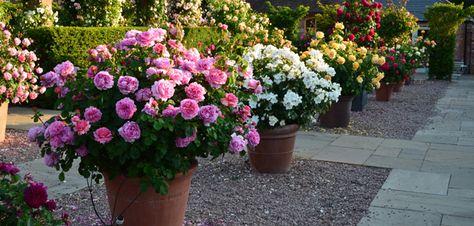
319, 95, 354, 128
376, 83, 395, 101
249, 124, 299, 173
0, 102, 8, 142
103, 162, 197, 226
393, 81, 405, 92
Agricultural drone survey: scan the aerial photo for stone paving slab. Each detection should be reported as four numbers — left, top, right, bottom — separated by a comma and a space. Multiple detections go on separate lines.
330, 135, 384, 150
448, 188, 474, 198
382, 169, 450, 195
424, 150, 474, 169
379, 139, 429, 151
358, 207, 442, 226
371, 189, 474, 218
18, 159, 86, 198
364, 155, 423, 171
441, 215, 474, 226
311, 146, 374, 165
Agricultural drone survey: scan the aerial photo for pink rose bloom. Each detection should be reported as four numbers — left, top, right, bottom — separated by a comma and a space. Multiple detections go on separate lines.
183, 48, 200, 62
54, 61, 76, 77
84, 106, 102, 123
149, 28, 167, 42
76, 145, 89, 157
181, 61, 197, 73
87, 65, 98, 78
22, 38, 31, 47
117, 76, 139, 95
28, 126, 45, 143
44, 121, 74, 149
221, 93, 238, 108
237, 105, 252, 122
185, 82, 206, 102
162, 105, 180, 118
3, 72, 12, 80
135, 88, 152, 102
44, 152, 60, 167
115, 97, 137, 120
125, 30, 141, 38
14, 38, 21, 45
247, 79, 262, 93
196, 57, 215, 72
28, 52, 37, 62
175, 129, 197, 148
29, 92, 38, 100
246, 129, 260, 147
180, 99, 199, 120
151, 79, 175, 101
199, 105, 221, 126
118, 121, 141, 143
153, 43, 167, 54
40, 72, 58, 87
73, 119, 91, 135
94, 127, 113, 144
137, 31, 155, 47
0, 86, 6, 94
142, 98, 158, 117
146, 67, 163, 78
205, 69, 227, 88
94, 71, 114, 90
116, 38, 137, 50
153, 58, 172, 69
228, 134, 247, 154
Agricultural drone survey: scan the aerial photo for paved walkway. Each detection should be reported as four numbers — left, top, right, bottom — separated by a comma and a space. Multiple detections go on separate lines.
5, 76, 474, 225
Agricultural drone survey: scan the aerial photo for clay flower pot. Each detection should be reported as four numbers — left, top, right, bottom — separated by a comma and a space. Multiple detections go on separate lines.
0, 102, 8, 142
103, 162, 198, 226
249, 124, 299, 173
319, 95, 354, 128
393, 81, 405, 92
376, 83, 395, 101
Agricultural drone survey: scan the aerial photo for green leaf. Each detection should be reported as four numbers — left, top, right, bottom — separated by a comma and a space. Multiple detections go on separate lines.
58, 172, 65, 181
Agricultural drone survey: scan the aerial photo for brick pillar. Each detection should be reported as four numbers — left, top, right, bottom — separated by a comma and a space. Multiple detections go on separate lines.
467, 20, 474, 74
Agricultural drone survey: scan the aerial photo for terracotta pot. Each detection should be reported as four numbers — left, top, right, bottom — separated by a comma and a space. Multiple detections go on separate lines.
319, 95, 354, 128
376, 83, 394, 101
249, 124, 299, 173
0, 102, 7, 142
393, 81, 405, 92
103, 162, 197, 226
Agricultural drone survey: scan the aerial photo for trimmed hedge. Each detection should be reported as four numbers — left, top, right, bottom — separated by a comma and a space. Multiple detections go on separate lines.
27, 26, 225, 71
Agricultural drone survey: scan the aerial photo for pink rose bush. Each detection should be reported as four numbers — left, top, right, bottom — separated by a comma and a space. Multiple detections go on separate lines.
30, 28, 259, 194
0, 23, 44, 104
0, 162, 67, 225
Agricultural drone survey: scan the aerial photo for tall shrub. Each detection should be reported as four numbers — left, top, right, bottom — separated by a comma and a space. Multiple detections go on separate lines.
378, 2, 418, 46
425, 3, 474, 80
265, 1, 309, 43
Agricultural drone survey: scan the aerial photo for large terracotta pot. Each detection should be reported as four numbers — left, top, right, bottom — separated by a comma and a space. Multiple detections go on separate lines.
319, 95, 354, 128
376, 83, 394, 101
249, 124, 299, 173
393, 81, 405, 92
0, 102, 7, 142
103, 162, 197, 226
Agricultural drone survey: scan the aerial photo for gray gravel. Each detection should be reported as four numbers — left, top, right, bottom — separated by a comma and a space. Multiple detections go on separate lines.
312, 80, 449, 139
55, 156, 389, 226
0, 129, 40, 164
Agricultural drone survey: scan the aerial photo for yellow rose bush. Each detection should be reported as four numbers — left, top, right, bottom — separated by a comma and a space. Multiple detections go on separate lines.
305, 23, 385, 96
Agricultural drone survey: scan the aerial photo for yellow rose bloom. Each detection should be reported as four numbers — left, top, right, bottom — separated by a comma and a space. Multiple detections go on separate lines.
328, 49, 337, 59
334, 35, 343, 42
353, 62, 360, 70
335, 22, 345, 30
324, 74, 332, 81
348, 55, 356, 62
330, 42, 339, 49
376, 72, 385, 80
310, 39, 319, 47
336, 56, 346, 64
316, 31, 324, 39
339, 43, 346, 50
301, 51, 309, 59
358, 47, 368, 55
378, 57, 386, 65
356, 76, 363, 83
371, 55, 379, 64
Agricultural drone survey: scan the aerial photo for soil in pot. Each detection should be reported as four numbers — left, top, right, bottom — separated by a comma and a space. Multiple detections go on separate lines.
319, 96, 354, 128
249, 124, 299, 174
103, 162, 197, 226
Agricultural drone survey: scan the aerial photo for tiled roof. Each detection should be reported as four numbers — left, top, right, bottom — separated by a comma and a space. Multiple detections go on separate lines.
377, 0, 451, 21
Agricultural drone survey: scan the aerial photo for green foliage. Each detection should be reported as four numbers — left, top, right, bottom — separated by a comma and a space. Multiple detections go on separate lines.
314, 1, 338, 35
378, 4, 419, 46
265, 1, 309, 42
0, 2, 18, 25
131, 0, 167, 26
425, 3, 474, 80
57, 0, 123, 27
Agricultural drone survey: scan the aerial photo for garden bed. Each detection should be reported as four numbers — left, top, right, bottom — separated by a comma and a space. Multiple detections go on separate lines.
55, 156, 389, 226
310, 80, 449, 139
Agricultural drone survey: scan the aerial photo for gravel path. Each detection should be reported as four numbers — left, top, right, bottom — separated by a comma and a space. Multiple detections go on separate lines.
311, 81, 449, 139
54, 156, 389, 226
0, 129, 40, 164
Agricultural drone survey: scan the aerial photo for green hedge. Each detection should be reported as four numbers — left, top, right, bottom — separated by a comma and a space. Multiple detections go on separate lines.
27, 26, 225, 71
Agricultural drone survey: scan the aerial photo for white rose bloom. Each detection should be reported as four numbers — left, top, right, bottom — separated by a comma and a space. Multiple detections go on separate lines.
268, 116, 278, 127
283, 90, 302, 110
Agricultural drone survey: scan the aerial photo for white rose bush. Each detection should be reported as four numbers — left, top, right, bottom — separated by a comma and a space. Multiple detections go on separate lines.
243, 44, 341, 128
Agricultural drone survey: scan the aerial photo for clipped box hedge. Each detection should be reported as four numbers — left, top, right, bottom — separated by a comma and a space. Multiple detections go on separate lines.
27, 26, 225, 71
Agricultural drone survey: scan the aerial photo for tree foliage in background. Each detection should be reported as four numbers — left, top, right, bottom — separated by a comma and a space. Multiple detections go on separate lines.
265, 1, 309, 43
425, 2, 474, 80
378, 2, 418, 46
314, 1, 338, 36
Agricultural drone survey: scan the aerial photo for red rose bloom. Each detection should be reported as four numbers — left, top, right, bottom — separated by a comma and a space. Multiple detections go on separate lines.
24, 182, 48, 208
